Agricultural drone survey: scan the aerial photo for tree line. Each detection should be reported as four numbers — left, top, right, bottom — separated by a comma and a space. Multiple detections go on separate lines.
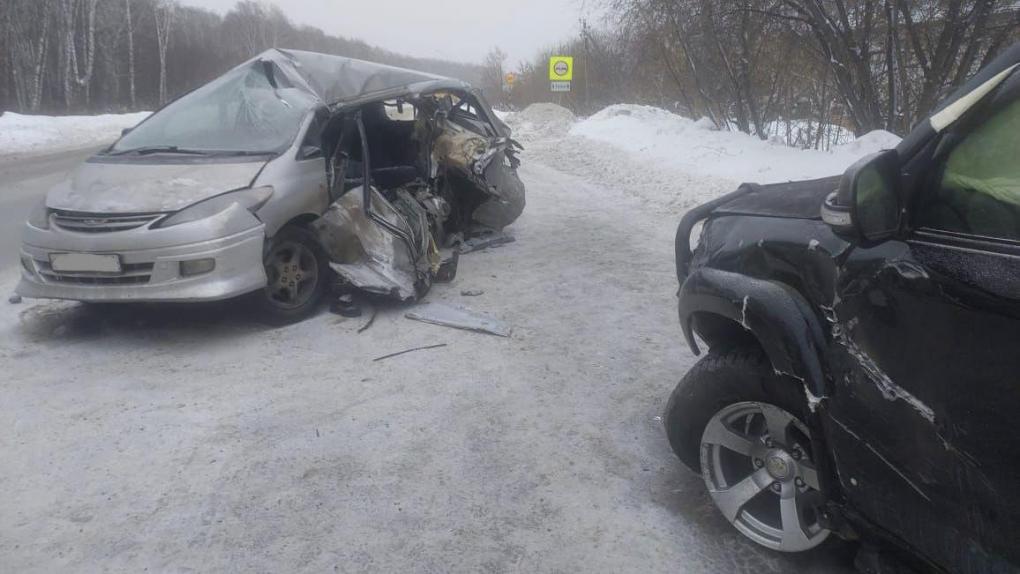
1, 0, 483, 115
486, 0, 1020, 147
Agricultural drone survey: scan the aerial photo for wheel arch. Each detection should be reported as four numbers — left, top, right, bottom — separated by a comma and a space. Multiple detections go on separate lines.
679, 267, 829, 398
268, 213, 320, 237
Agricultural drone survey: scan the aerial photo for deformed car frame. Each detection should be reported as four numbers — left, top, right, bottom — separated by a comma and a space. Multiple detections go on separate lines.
665, 44, 1020, 573
16, 49, 524, 323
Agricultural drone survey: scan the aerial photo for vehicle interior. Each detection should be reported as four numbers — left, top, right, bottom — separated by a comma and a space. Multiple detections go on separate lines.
322, 91, 505, 240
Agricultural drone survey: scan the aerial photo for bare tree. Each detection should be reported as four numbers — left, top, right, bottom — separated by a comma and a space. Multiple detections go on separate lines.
70, 0, 101, 106
6, 0, 53, 111
481, 47, 508, 106
154, 0, 176, 105
125, 0, 136, 108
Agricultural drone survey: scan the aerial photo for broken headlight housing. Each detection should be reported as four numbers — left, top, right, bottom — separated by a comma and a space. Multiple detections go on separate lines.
27, 199, 51, 230
155, 186, 273, 228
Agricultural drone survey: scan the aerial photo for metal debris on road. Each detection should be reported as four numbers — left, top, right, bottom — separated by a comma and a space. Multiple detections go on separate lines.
405, 302, 511, 337
372, 343, 448, 362
458, 232, 516, 254
460, 289, 485, 297
357, 307, 378, 333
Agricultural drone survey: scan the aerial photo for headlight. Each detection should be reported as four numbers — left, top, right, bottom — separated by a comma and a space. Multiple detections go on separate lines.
155, 186, 273, 228
27, 199, 50, 230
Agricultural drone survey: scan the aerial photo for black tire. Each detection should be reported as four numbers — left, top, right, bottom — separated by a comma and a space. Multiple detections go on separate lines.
251, 225, 330, 326
664, 346, 808, 472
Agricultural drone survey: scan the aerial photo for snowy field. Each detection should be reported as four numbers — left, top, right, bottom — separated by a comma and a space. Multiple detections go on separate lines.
0, 105, 894, 572
0, 111, 150, 157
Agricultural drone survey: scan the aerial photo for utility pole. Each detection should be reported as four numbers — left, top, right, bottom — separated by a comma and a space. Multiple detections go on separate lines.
580, 18, 591, 114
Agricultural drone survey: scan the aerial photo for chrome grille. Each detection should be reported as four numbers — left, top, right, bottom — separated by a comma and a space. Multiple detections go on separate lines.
35, 260, 154, 285
51, 210, 163, 233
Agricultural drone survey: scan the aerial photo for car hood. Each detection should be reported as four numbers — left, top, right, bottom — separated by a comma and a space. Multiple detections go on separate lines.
712, 175, 842, 220
46, 158, 266, 214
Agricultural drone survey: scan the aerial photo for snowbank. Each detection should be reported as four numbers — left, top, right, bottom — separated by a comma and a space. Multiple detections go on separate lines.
567, 104, 900, 184
0, 111, 151, 156
502, 102, 902, 214
504, 103, 576, 143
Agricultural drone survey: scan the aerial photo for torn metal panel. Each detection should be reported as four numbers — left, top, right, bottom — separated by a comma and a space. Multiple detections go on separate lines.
432, 115, 526, 230
405, 302, 511, 337
312, 187, 428, 300
473, 152, 526, 230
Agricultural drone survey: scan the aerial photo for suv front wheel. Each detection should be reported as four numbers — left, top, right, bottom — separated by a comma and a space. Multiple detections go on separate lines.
664, 347, 831, 553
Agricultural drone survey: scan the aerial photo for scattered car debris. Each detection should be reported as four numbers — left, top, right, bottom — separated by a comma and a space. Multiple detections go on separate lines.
372, 343, 447, 362
435, 252, 460, 284
330, 293, 362, 317
460, 289, 484, 297
8, 294, 22, 304
405, 302, 510, 337
357, 307, 378, 333
457, 232, 516, 254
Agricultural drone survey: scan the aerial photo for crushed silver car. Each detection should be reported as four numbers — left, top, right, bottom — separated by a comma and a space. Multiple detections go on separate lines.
16, 49, 525, 324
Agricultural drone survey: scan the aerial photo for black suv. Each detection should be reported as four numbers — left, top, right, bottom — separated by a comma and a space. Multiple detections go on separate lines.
664, 45, 1020, 573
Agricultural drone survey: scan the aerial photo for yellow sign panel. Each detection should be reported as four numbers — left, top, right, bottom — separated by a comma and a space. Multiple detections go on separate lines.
505, 72, 517, 86
549, 56, 574, 81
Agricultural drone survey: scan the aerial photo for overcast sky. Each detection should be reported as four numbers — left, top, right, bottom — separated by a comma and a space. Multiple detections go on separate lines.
178, 0, 596, 66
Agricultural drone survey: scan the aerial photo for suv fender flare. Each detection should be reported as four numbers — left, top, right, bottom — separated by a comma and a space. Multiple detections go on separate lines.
679, 267, 829, 398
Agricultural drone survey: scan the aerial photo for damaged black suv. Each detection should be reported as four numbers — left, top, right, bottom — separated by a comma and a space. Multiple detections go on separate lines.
664, 45, 1020, 573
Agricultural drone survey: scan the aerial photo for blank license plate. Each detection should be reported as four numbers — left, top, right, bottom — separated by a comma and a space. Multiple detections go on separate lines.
50, 253, 122, 273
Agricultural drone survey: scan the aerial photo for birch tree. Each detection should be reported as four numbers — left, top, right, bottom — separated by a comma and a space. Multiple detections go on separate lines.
125, 0, 136, 107
154, 0, 176, 105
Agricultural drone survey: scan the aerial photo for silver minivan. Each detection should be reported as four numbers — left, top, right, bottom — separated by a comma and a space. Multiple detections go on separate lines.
17, 49, 525, 324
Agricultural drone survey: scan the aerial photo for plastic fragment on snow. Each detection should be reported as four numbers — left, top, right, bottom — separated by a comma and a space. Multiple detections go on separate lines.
405, 302, 511, 337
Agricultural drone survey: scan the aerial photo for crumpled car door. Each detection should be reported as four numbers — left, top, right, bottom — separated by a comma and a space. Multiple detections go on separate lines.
312, 112, 436, 300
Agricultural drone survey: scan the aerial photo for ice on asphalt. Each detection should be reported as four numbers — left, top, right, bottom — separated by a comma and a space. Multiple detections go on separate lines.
0, 103, 879, 573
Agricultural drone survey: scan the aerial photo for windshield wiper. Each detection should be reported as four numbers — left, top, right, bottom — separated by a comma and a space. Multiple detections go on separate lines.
108, 145, 211, 156
209, 150, 276, 157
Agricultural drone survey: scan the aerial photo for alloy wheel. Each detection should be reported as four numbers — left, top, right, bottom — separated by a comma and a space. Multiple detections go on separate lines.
700, 401, 829, 552
264, 240, 320, 310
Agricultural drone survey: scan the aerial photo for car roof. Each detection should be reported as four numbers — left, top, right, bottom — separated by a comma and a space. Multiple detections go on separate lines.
252, 48, 473, 107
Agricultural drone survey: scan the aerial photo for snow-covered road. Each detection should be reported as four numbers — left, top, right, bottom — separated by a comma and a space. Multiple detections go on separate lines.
0, 107, 870, 572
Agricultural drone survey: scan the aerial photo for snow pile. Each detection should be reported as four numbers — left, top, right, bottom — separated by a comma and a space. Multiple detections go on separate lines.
836, 129, 903, 156
569, 104, 901, 184
491, 108, 511, 122
499, 102, 902, 214
0, 111, 151, 156
503, 103, 577, 143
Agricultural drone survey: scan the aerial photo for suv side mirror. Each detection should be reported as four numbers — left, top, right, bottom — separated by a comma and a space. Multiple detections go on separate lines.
121, 127, 133, 137
822, 150, 901, 243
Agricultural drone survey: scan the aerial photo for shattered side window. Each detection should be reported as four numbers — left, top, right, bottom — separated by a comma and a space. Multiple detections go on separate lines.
112, 63, 316, 155
921, 98, 1020, 241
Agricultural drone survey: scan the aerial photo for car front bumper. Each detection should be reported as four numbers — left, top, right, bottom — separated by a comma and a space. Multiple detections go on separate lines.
16, 207, 268, 303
